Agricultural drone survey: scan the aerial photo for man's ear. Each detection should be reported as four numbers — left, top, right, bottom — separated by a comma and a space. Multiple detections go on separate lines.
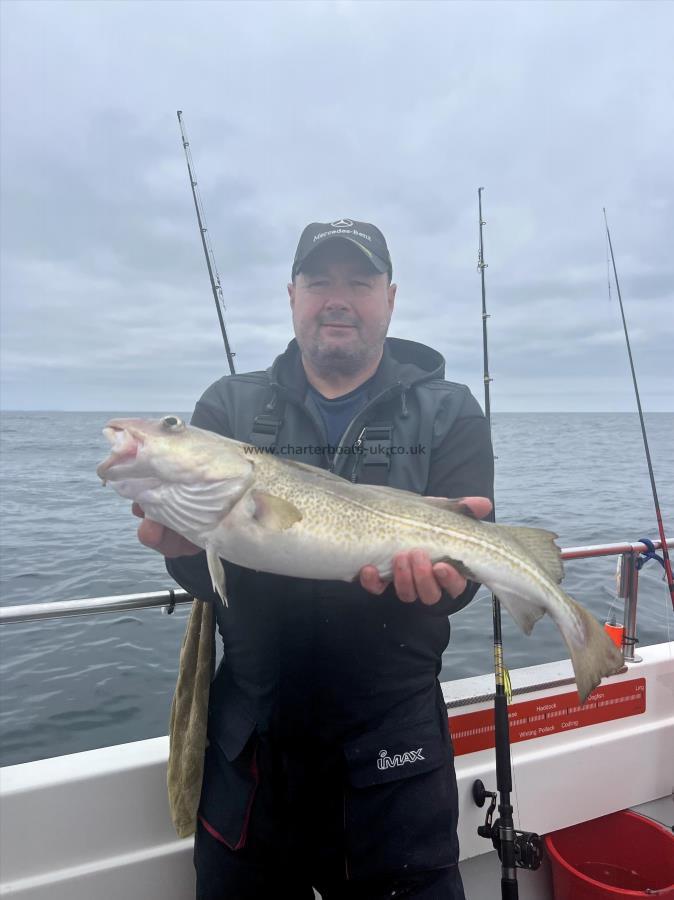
287, 282, 295, 308
387, 282, 397, 313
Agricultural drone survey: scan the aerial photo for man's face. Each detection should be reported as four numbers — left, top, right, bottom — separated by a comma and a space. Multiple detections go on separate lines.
287, 241, 396, 377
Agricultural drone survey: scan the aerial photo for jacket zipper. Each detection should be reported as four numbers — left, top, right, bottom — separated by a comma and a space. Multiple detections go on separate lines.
330, 383, 404, 477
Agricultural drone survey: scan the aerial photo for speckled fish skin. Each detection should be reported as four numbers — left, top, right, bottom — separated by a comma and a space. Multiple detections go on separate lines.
98, 416, 624, 703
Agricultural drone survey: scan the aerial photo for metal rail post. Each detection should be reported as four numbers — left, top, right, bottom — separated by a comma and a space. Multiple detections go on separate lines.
617, 552, 642, 663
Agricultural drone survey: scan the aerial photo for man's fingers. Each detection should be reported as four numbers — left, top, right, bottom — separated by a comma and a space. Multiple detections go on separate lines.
433, 562, 467, 599
410, 550, 441, 605
457, 496, 492, 520
361, 553, 468, 603
359, 565, 389, 595
137, 517, 164, 549
392, 553, 417, 603
131, 502, 145, 519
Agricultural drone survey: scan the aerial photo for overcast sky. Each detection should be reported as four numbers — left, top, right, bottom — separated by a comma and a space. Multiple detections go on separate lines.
1, 0, 672, 412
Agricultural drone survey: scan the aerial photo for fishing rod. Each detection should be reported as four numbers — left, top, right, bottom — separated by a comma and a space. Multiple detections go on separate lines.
603, 209, 674, 611
177, 110, 236, 375
478, 187, 493, 423
472, 188, 542, 899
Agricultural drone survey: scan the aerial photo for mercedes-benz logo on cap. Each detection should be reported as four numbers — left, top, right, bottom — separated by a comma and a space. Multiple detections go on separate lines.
330, 219, 354, 227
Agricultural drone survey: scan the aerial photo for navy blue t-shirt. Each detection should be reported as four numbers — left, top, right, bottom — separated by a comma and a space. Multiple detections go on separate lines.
306, 374, 376, 449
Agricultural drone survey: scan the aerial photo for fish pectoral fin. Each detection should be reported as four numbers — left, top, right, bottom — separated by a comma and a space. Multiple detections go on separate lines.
251, 491, 303, 531
496, 525, 564, 584
495, 587, 546, 636
206, 545, 228, 607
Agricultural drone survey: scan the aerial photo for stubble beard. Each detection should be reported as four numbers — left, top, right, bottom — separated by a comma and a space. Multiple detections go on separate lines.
302, 318, 389, 378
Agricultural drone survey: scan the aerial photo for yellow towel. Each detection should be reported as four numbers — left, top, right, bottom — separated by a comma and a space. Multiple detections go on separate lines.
167, 598, 214, 838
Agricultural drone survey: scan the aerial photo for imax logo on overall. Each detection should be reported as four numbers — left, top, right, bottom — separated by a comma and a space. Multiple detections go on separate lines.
377, 748, 425, 770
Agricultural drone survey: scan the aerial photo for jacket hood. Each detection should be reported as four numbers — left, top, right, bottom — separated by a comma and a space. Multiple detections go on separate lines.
268, 337, 445, 398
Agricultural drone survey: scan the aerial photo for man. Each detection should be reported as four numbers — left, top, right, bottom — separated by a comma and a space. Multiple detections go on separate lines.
136, 220, 494, 899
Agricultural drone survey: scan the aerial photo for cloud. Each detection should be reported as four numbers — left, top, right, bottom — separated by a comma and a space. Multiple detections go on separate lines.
1, 0, 673, 411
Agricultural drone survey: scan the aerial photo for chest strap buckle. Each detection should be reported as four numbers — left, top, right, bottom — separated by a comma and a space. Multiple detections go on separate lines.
359, 423, 393, 484
250, 414, 282, 451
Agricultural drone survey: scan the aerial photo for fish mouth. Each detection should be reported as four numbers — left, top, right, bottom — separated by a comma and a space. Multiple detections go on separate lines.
97, 422, 144, 481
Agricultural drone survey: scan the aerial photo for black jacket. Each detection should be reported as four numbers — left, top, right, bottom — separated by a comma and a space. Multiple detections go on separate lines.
167, 337, 493, 745
168, 337, 493, 878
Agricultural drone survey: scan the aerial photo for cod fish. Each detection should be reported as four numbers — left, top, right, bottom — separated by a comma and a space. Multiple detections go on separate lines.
97, 415, 624, 703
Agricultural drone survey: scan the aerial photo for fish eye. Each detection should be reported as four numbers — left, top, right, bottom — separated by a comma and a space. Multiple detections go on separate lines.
161, 415, 185, 431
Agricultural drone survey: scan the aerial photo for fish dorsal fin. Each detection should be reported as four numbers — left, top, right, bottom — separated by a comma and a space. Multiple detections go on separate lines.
497, 525, 564, 584
252, 490, 303, 531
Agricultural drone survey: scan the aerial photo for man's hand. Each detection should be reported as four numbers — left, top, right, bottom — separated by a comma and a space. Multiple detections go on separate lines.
132, 502, 202, 559
359, 496, 493, 605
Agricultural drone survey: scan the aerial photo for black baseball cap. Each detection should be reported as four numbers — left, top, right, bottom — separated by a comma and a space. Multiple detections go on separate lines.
292, 219, 392, 280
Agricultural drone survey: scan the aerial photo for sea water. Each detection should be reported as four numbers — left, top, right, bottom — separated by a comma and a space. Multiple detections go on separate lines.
0, 411, 672, 766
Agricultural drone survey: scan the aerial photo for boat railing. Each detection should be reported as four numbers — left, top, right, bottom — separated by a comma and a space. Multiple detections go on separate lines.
1, 539, 672, 665
0, 587, 194, 624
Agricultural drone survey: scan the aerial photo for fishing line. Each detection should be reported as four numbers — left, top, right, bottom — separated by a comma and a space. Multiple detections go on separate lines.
602, 259, 621, 630
603, 209, 674, 614
603, 222, 673, 658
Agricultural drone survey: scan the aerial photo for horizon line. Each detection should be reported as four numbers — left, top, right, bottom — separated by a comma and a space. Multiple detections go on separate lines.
3, 409, 673, 415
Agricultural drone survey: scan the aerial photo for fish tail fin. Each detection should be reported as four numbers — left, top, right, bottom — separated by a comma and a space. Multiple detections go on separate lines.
561, 597, 624, 704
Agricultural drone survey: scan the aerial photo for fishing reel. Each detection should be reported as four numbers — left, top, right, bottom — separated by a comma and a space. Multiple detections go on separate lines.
473, 779, 543, 871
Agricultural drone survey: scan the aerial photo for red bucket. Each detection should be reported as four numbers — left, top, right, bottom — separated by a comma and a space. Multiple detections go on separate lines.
545, 810, 674, 898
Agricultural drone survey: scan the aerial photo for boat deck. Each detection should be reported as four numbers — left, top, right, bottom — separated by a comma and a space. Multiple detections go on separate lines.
2, 642, 672, 899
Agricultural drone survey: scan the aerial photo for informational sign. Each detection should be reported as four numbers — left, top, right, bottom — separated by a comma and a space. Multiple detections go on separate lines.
448, 678, 645, 756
